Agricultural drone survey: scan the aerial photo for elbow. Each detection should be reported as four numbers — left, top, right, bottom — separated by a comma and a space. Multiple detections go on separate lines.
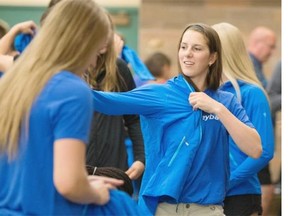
251, 135, 262, 159
252, 145, 262, 159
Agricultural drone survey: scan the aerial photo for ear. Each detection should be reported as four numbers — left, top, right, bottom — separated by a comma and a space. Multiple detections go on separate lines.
209, 52, 217, 66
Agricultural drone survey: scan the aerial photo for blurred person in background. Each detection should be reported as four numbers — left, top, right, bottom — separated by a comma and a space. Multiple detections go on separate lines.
267, 60, 281, 126
248, 26, 277, 216
248, 26, 276, 89
85, 30, 145, 199
0, 19, 9, 39
267, 59, 282, 216
145, 52, 172, 84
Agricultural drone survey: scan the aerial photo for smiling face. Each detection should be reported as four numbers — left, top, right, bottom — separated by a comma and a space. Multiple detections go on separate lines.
178, 29, 216, 89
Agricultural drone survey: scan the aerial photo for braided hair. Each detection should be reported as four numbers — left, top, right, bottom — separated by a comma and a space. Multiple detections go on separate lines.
86, 165, 134, 196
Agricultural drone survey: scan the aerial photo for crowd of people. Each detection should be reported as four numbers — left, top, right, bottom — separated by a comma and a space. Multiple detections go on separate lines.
0, 0, 281, 215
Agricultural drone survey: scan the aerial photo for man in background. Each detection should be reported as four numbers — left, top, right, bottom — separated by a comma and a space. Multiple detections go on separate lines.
248, 26, 276, 88
248, 26, 277, 216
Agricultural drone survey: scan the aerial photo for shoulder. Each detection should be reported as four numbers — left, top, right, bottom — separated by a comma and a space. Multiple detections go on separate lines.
116, 58, 131, 75
116, 58, 136, 91
46, 71, 92, 102
208, 89, 235, 102
239, 82, 267, 102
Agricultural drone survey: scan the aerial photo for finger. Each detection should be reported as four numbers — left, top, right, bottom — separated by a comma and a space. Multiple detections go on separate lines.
192, 102, 198, 111
188, 98, 196, 107
88, 175, 124, 185
125, 168, 133, 175
105, 178, 124, 186
128, 171, 138, 180
105, 183, 117, 190
26, 29, 34, 36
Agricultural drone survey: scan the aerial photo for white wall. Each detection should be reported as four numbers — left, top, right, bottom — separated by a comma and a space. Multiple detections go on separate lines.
0, 0, 141, 7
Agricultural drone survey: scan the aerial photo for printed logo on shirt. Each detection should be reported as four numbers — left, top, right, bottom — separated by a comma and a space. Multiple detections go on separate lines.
202, 113, 219, 121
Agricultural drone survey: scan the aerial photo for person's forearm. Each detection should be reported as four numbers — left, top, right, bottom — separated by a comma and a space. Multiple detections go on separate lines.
0, 54, 14, 72
0, 26, 20, 55
215, 104, 262, 159
54, 170, 101, 204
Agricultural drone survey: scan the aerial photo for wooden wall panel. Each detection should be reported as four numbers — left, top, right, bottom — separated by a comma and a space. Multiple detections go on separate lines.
139, 2, 281, 79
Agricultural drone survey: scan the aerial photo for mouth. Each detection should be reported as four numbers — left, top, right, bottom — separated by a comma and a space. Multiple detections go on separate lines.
183, 61, 194, 66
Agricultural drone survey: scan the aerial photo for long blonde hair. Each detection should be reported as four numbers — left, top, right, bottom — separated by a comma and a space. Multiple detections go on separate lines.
0, 0, 110, 157
212, 22, 266, 102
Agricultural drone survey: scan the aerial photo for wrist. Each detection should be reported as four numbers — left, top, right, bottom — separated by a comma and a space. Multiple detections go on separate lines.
213, 102, 224, 116
10, 25, 21, 37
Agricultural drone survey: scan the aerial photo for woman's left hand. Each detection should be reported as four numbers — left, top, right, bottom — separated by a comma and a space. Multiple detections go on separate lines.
125, 161, 145, 180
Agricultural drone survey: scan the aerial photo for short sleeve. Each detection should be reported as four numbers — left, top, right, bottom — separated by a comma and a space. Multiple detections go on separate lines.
49, 76, 93, 144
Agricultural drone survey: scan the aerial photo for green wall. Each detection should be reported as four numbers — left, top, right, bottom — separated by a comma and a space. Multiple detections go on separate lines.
0, 6, 139, 51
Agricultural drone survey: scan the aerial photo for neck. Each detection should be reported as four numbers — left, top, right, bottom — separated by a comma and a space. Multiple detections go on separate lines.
189, 76, 207, 92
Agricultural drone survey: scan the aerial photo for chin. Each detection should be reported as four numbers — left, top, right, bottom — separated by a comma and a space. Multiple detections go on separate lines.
182, 72, 195, 78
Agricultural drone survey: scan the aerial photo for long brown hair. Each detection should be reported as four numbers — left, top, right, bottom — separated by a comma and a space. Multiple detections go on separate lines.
85, 15, 124, 92
177, 23, 222, 91
0, 0, 110, 158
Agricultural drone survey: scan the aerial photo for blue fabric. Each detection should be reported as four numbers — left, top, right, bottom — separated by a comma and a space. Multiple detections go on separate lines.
13, 33, 33, 53
92, 75, 254, 215
133, 74, 149, 87
0, 71, 141, 215
220, 80, 274, 196
84, 190, 142, 215
121, 45, 155, 81
0, 190, 141, 216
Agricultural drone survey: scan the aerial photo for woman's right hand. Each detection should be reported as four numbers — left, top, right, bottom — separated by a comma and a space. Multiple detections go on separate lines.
188, 92, 222, 114
0, 20, 37, 56
12, 20, 37, 36
88, 175, 124, 205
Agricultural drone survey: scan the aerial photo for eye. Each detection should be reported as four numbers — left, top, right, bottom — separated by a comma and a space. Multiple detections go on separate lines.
180, 43, 187, 49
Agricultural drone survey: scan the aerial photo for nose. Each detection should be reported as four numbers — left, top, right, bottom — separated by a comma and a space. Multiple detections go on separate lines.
184, 49, 193, 57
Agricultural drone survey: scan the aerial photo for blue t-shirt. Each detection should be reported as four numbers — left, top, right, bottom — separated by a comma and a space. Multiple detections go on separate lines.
0, 71, 141, 215
92, 75, 254, 215
220, 80, 274, 196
